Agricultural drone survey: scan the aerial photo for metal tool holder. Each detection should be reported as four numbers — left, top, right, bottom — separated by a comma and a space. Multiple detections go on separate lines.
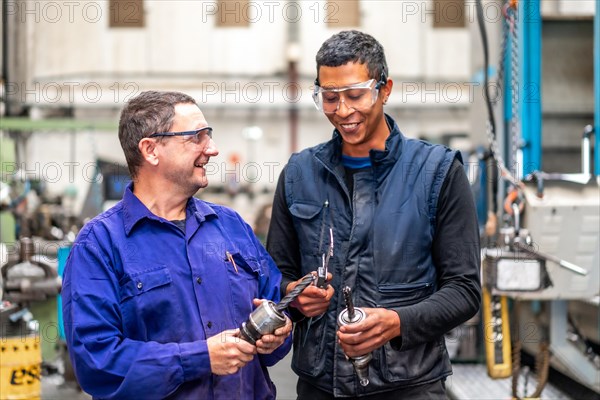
239, 273, 314, 344
337, 286, 372, 386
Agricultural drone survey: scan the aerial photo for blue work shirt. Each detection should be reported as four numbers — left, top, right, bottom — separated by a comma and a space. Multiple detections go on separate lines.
62, 184, 291, 399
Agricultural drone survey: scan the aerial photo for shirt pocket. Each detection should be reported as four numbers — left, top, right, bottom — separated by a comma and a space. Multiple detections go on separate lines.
226, 252, 260, 321
118, 265, 175, 337
119, 265, 173, 301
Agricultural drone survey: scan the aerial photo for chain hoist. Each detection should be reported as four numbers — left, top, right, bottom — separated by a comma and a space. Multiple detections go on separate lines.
508, 3, 522, 180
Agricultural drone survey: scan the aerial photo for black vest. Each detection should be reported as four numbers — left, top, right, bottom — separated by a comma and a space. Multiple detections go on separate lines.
284, 115, 458, 396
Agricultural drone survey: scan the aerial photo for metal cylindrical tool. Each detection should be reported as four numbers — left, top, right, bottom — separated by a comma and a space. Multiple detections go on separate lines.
239, 273, 314, 344
338, 286, 372, 386
239, 299, 287, 345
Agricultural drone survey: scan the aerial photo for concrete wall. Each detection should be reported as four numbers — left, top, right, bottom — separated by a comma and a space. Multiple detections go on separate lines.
11, 1, 472, 81
0, 0, 507, 215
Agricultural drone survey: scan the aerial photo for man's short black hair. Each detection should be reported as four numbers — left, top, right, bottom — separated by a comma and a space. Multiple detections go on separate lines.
316, 30, 388, 84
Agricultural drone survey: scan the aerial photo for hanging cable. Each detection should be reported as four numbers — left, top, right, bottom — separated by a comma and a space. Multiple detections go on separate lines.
475, 0, 497, 141
475, 0, 500, 236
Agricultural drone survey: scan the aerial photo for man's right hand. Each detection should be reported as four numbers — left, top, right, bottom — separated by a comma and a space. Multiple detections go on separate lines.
207, 328, 257, 375
287, 273, 335, 317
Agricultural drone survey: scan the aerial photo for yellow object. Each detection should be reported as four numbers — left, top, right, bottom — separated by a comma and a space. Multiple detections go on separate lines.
482, 287, 512, 379
0, 335, 41, 400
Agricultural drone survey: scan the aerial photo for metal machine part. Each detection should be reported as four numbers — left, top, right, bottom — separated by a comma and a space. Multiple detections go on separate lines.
1, 237, 62, 303
239, 273, 314, 344
337, 286, 372, 387
484, 202, 551, 293
497, 180, 599, 300
512, 239, 587, 277
239, 300, 287, 345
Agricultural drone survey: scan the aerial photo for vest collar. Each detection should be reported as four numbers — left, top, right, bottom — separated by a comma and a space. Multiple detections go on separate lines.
316, 114, 405, 171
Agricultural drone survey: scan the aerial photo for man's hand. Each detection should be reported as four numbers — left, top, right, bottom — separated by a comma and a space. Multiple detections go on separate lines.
207, 328, 257, 375
252, 299, 292, 354
287, 273, 334, 317
337, 308, 401, 357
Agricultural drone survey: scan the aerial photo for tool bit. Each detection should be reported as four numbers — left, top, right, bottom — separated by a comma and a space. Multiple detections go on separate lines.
342, 286, 355, 320
276, 273, 315, 312
338, 286, 372, 386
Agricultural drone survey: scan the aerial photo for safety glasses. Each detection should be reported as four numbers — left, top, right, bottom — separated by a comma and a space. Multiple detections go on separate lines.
148, 126, 213, 146
312, 77, 386, 114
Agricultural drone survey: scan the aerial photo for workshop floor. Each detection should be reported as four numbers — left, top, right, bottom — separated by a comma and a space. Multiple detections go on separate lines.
41, 352, 297, 400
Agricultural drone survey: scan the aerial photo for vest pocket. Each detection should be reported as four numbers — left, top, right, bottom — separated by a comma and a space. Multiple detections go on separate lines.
376, 282, 434, 307
375, 282, 442, 383
378, 338, 445, 383
289, 201, 323, 220
289, 201, 326, 259
292, 314, 328, 377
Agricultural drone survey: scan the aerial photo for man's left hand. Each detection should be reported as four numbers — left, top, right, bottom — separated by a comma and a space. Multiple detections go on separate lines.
252, 299, 293, 354
337, 308, 401, 357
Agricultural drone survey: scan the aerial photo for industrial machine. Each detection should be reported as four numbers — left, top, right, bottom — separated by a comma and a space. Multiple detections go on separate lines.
0, 135, 70, 398
474, 0, 600, 398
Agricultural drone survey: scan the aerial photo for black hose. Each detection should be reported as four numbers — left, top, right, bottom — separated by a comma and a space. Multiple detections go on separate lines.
475, 0, 497, 139
475, 0, 500, 218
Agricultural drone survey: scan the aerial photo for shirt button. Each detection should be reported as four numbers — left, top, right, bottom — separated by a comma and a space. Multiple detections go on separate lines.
207, 321, 213, 329
137, 282, 143, 290
196, 277, 202, 284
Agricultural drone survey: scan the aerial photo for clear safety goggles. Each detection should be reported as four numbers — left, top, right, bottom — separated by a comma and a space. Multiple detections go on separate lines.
312, 77, 386, 114
148, 126, 213, 146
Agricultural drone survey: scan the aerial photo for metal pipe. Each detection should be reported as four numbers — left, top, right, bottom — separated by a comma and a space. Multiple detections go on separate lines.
286, 3, 300, 154
595, 0, 600, 176
582, 125, 593, 176
511, 202, 520, 234
2, 0, 11, 116
512, 240, 587, 276
288, 59, 299, 154
518, 0, 542, 175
